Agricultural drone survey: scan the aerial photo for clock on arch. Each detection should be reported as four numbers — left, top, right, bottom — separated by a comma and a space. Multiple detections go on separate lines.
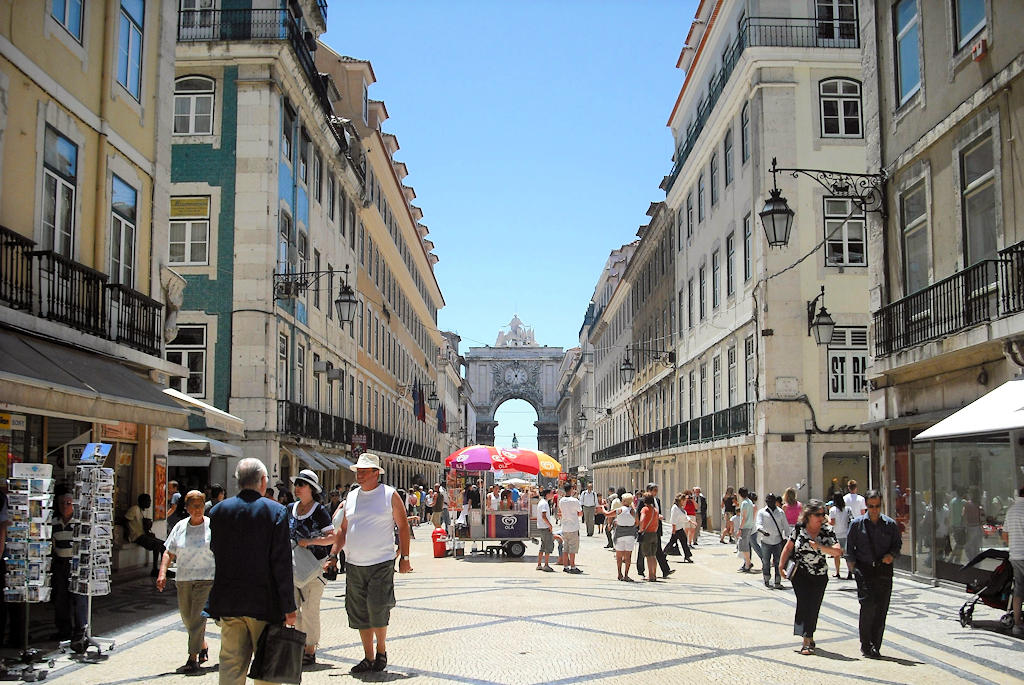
504, 365, 528, 386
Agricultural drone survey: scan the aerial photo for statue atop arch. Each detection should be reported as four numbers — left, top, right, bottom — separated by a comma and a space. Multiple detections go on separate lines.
495, 314, 537, 347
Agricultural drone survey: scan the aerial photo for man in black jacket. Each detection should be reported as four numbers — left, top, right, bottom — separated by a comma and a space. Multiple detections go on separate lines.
694, 486, 708, 538
209, 458, 296, 685
636, 483, 674, 579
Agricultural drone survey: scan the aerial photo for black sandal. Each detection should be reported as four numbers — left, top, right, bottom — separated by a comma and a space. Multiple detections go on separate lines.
198, 647, 209, 664
373, 651, 388, 672
350, 658, 375, 673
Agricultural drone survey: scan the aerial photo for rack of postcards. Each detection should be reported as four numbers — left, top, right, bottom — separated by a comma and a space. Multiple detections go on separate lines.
4, 463, 55, 608
70, 460, 114, 597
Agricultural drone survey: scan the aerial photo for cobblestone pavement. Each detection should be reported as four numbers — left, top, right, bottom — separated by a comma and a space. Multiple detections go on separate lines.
39, 529, 1024, 684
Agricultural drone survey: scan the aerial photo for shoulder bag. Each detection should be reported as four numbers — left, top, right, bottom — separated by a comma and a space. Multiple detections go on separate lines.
248, 623, 306, 684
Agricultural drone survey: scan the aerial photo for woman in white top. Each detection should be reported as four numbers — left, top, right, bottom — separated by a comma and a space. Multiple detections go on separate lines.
828, 492, 853, 579
611, 493, 638, 582
667, 494, 694, 562
156, 490, 215, 674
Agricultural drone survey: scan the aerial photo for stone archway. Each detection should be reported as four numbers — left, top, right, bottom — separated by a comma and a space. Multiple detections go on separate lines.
465, 316, 564, 458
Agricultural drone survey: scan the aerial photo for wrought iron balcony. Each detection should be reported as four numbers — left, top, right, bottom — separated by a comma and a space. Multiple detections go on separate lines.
664, 16, 860, 192
107, 283, 163, 356
0, 225, 34, 311
176, 8, 334, 123
873, 242, 1024, 357
592, 403, 754, 463
31, 250, 108, 339
277, 404, 440, 461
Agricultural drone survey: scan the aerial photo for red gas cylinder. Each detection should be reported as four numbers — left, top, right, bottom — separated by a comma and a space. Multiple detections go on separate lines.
431, 527, 448, 558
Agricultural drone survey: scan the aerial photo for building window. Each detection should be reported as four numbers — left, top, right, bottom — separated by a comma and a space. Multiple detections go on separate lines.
824, 197, 866, 266
699, 363, 707, 415
109, 175, 137, 286
895, 0, 921, 104
687, 277, 694, 328
743, 214, 752, 281
688, 369, 696, 418
312, 353, 321, 411
712, 355, 722, 412
727, 346, 737, 406
819, 78, 862, 137
313, 152, 322, 202
686, 191, 694, 238
298, 129, 309, 184
726, 233, 735, 295
297, 232, 308, 277
697, 173, 705, 222
167, 325, 207, 397
169, 196, 210, 265
741, 103, 750, 162
724, 128, 734, 186
327, 175, 336, 221
900, 181, 928, 294
42, 126, 78, 257
296, 344, 305, 405
326, 265, 334, 320
117, 0, 144, 100
278, 213, 291, 274
961, 130, 997, 265
313, 250, 320, 308
711, 250, 720, 309
744, 335, 755, 401
52, 0, 83, 41
710, 153, 719, 206
282, 103, 294, 161
277, 334, 288, 399
173, 76, 214, 135
816, 0, 858, 44
954, 0, 986, 49
698, 265, 706, 320
827, 327, 868, 399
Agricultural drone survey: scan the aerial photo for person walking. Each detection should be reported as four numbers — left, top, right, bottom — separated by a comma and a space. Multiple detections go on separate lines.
736, 488, 756, 573
756, 493, 790, 588
289, 470, 335, 666
829, 493, 853, 579
693, 486, 708, 540
558, 484, 583, 573
611, 494, 637, 581
638, 495, 661, 582
720, 487, 736, 544
1003, 485, 1024, 636
846, 489, 903, 658
779, 500, 842, 655
326, 453, 411, 673
683, 491, 698, 547
208, 459, 296, 685
430, 487, 443, 529
666, 493, 694, 563
437, 483, 451, 533
844, 480, 868, 519
595, 492, 606, 534
580, 483, 598, 536
157, 490, 215, 673
604, 488, 620, 549
535, 488, 555, 572
782, 487, 802, 526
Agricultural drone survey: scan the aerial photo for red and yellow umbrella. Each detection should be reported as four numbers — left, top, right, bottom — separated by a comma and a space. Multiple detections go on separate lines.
506, 448, 561, 478
444, 445, 561, 478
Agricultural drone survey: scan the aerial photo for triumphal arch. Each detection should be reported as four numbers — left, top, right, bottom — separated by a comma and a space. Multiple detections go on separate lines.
464, 316, 564, 456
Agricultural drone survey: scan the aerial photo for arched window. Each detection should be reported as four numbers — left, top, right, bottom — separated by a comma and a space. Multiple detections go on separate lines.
174, 76, 215, 135
819, 78, 861, 137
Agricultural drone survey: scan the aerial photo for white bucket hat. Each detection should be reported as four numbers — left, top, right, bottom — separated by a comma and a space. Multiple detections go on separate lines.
350, 452, 385, 473
290, 469, 323, 494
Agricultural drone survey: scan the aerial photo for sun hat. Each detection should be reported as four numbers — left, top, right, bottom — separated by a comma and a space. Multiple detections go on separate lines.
350, 452, 385, 473
290, 469, 322, 494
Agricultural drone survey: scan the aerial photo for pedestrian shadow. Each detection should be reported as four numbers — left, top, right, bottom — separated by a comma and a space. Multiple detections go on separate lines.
334, 669, 416, 681
874, 654, 924, 667
805, 647, 858, 662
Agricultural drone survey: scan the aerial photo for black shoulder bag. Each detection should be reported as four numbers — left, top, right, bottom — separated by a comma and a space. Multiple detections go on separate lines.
249, 623, 306, 684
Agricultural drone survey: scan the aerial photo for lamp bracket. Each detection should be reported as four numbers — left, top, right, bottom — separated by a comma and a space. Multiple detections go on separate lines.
769, 157, 887, 218
807, 285, 825, 336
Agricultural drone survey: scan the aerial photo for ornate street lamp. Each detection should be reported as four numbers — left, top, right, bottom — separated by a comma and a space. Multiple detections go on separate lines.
807, 285, 836, 345
427, 386, 440, 411
760, 157, 886, 248
618, 356, 635, 385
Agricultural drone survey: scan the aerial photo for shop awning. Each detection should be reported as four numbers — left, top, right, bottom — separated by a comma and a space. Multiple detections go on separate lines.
315, 451, 353, 469
0, 329, 188, 429
914, 379, 1024, 441
168, 428, 243, 458
163, 388, 245, 437
292, 447, 333, 471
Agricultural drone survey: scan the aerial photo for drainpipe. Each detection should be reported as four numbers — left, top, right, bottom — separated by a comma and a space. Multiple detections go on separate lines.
805, 428, 813, 501
93, 0, 114, 271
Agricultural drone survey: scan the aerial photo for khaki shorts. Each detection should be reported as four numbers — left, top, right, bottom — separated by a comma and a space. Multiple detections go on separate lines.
345, 560, 396, 629
539, 529, 554, 554
562, 531, 580, 554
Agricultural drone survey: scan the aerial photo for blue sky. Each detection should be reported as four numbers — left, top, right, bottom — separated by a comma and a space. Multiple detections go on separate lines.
323, 1, 697, 448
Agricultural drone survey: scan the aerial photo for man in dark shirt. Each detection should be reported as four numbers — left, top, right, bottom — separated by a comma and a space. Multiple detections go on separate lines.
51, 493, 87, 643
846, 489, 902, 659
209, 458, 296, 685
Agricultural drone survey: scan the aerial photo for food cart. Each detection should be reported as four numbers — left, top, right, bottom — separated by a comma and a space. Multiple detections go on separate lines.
444, 446, 561, 559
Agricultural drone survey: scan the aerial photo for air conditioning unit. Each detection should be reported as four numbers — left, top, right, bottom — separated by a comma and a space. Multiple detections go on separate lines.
312, 360, 329, 374
971, 38, 987, 62
326, 368, 344, 381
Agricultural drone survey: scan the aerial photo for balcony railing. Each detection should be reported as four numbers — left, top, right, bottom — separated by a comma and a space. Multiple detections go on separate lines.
592, 403, 754, 464
277, 402, 441, 462
31, 250, 108, 338
872, 245, 1024, 356
177, 9, 335, 128
0, 225, 34, 311
665, 16, 859, 192
107, 284, 163, 356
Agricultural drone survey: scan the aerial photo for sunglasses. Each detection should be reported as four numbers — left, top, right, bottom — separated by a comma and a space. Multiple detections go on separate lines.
810, 512, 826, 518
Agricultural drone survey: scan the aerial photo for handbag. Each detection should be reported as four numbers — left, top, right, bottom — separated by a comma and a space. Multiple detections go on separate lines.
248, 623, 306, 684
292, 543, 323, 587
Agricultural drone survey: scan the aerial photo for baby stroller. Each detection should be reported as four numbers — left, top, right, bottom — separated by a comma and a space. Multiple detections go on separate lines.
959, 548, 1014, 628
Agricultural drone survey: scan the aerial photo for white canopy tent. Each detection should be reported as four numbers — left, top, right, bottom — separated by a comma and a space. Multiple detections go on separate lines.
914, 379, 1024, 441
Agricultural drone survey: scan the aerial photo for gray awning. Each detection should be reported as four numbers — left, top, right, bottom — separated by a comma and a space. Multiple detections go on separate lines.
168, 428, 243, 458
914, 379, 1024, 441
0, 329, 188, 428
292, 447, 331, 470
168, 454, 212, 468
314, 451, 353, 470
163, 388, 245, 437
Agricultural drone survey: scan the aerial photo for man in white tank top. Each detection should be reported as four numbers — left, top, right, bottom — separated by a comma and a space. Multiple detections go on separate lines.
326, 453, 411, 674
